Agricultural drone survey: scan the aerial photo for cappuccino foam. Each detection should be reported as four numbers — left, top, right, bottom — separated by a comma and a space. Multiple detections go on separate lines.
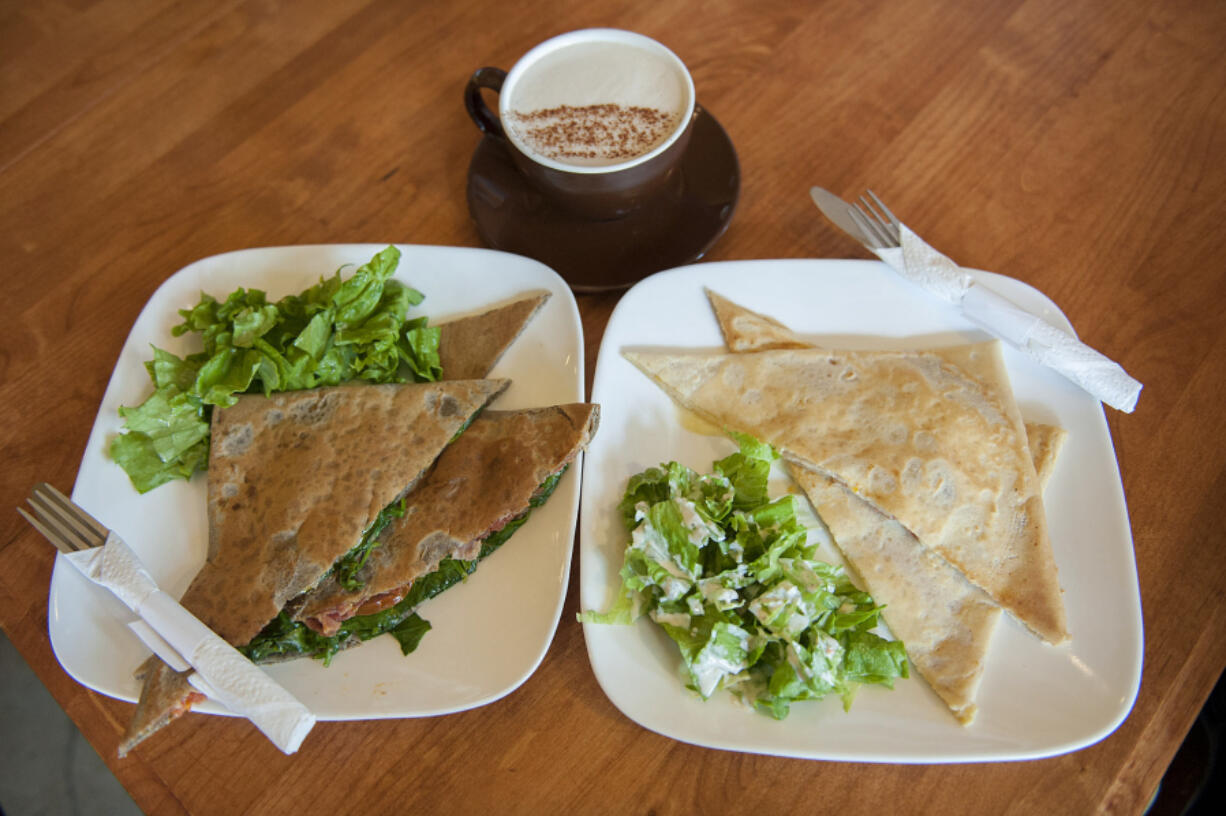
505, 41, 689, 167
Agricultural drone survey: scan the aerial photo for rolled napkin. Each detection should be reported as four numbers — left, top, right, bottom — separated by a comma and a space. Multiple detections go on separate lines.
873, 223, 1143, 412
64, 532, 316, 754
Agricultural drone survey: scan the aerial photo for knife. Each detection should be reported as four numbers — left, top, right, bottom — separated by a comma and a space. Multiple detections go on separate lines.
809, 186, 1143, 412
810, 186, 875, 247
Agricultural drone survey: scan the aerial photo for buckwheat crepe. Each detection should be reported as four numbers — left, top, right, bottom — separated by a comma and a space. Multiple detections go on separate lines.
195, 380, 509, 644
437, 291, 549, 380
120, 378, 508, 755
294, 403, 600, 636
623, 347, 1069, 646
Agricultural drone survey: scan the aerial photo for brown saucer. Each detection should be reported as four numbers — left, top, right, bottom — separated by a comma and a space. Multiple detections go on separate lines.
466, 106, 739, 292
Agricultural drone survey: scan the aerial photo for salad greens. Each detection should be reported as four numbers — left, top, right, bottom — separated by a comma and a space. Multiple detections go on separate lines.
583, 433, 907, 719
110, 246, 443, 493
241, 467, 568, 665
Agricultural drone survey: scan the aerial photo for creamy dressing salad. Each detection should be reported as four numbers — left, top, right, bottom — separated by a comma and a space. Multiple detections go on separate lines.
583, 432, 908, 719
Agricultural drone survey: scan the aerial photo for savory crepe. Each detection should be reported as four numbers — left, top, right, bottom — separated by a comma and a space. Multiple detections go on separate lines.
786, 434, 1064, 724
436, 291, 549, 380
293, 403, 600, 637
623, 347, 1069, 646
707, 293, 1070, 722
120, 378, 508, 754
191, 380, 509, 644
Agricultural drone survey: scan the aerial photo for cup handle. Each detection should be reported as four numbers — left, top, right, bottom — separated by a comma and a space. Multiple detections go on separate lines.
465, 67, 508, 139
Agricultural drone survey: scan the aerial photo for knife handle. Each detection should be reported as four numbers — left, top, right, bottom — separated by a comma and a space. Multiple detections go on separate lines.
962, 284, 1141, 412
137, 591, 316, 753
126, 619, 190, 673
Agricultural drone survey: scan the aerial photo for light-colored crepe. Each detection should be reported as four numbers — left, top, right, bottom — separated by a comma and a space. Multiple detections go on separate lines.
709, 292, 1069, 487
707, 296, 1069, 720
788, 463, 1000, 723
706, 289, 809, 351
623, 348, 1069, 645
437, 291, 549, 380
294, 403, 599, 634
119, 379, 508, 756
710, 292, 1070, 486
709, 293, 1070, 493
1027, 423, 1067, 487
787, 442, 1063, 725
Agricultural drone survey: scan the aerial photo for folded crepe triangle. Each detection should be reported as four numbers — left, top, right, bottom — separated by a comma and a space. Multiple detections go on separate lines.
786, 462, 1000, 723
705, 289, 810, 351
785, 433, 1064, 724
622, 346, 1069, 647
293, 403, 600, 635
120, 378, 508, 755
703, 292, 1071, 723
436, 291, 550, 380
707, 288, 1070, 475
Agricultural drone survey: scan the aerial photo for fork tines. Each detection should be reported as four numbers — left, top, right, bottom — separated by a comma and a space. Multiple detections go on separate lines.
849, 190, 903, 249
18, 483, 108, 554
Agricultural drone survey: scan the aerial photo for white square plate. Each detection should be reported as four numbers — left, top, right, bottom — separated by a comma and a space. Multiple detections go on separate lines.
579, 259, 1142, 762
53, 244, 584, 719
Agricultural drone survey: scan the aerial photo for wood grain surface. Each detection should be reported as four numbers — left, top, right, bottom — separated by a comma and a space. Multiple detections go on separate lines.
2, 0, 1225, 813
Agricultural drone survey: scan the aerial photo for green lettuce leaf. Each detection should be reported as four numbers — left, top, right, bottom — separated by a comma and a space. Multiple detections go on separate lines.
110, 246, 442, 493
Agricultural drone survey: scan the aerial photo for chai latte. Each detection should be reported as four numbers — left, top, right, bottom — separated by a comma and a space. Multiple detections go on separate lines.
504, 40, 690, 167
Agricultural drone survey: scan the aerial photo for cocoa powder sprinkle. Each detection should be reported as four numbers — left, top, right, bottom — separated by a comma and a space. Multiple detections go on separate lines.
507, 104, 679, 163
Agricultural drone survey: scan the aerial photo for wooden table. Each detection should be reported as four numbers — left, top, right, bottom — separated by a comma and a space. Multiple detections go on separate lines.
2, 1, 1224, 813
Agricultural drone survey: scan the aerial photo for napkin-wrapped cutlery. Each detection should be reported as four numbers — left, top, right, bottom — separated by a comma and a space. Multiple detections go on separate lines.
20, 483, 316, 755
810, 187, 1142, 412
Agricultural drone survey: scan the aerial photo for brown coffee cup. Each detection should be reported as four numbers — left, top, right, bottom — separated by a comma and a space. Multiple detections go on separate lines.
465, 29, 697, 221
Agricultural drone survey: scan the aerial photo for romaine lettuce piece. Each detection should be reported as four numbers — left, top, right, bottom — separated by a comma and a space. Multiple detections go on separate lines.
110, 246, 441, 493
582, 432, 907, 719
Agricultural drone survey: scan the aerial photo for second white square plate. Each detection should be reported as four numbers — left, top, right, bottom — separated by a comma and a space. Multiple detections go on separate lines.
579, 259, 1142, 762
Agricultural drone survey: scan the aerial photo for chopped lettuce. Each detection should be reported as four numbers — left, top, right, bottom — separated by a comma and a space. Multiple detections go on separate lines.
582, 435, 907, 719
110, 246, 443, 493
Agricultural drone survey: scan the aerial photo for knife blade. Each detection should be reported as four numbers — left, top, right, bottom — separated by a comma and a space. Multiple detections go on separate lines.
809, 186, 874, 247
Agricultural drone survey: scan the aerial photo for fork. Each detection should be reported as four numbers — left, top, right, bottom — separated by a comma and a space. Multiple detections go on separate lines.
20, 482, 193, 672
18, 482, 316, 753
19, 482, 109, 554
846, 190, 902, 249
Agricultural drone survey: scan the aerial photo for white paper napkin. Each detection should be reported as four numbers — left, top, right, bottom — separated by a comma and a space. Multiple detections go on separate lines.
873, 224, 1142, 412
65, 532, 316, 754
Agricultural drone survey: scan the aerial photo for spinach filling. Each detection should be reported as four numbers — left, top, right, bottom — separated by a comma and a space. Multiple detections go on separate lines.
328, 404, 491, 593
240, 466, 568, 666
329, 497, 408, 592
